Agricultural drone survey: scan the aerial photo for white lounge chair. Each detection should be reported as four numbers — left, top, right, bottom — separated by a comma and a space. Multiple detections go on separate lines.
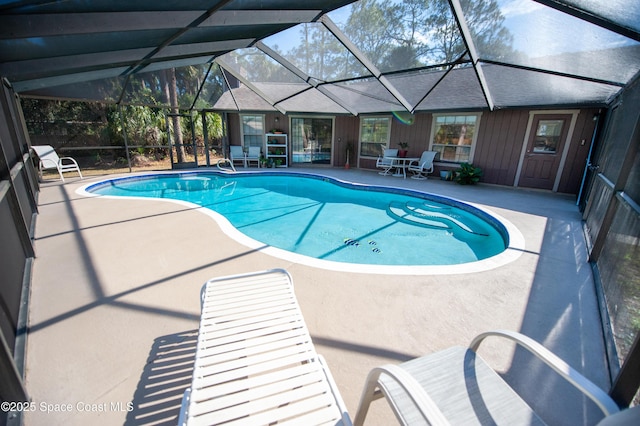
246, 146, 261, 167
408, 151, 438, 180
179, 269, 351, 426
31, 145, 83, 182
376, 148, 399, 176
229, 145, 246, 168
354, 329, 620, 426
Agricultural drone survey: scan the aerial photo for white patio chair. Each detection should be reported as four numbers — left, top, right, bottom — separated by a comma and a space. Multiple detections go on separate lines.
246, 146, 261, 167
179, 269, 351, 426
229, 145, 246, 168
31, 145, 83, 182
354, 329, 621, 426
408, 151, 438, 180
376, 148, 398, 176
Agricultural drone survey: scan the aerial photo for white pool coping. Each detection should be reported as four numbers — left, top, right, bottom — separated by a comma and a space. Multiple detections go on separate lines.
76, 170, 525, 275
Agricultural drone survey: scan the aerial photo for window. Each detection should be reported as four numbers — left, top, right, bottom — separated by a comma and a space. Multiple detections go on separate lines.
360, 116, 391, 157
430, 113, 481, 163
240, 114, 264, 149
532, 120, 562, 153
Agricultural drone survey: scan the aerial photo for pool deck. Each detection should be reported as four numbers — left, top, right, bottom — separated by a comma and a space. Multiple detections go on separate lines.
25, 167, 610, 425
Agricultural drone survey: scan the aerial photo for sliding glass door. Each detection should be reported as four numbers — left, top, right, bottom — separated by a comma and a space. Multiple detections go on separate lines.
290, 117, 333, 165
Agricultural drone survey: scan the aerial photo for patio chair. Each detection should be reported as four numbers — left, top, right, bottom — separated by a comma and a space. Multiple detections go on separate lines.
179, 269, 351, 426
31, 145, 83, 182
229, 145, 246, 168
354, 329, 620, 426
246, 146, 261, 167
376, 148, 398, 176
408, 151, 438, 180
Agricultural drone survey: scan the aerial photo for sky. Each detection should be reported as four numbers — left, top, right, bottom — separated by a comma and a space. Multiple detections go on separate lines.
261, 0, 637, 61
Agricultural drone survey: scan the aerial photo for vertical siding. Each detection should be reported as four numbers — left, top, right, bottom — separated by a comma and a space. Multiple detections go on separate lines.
389, 113, 432, 157
227, 108, 598, 194
335, 115, 360, 166
228, 113, 239, 147
558, 108, 599, 194
474, 110, 530, 186
266, 113, 287, 134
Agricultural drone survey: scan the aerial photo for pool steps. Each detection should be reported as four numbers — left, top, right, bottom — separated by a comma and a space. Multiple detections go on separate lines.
387, 201, 489, 236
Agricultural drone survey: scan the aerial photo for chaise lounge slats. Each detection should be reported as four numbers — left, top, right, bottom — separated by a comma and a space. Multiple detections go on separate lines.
179, 269, 351, 426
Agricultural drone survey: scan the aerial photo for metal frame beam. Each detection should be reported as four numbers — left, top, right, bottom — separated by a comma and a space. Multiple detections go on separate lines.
532, 0, 640, 42
320, 15, 414, 113
448, 0, 495, 111
215, 56, 286, 114
255, 41, 358, 115
123, 0, 236, 76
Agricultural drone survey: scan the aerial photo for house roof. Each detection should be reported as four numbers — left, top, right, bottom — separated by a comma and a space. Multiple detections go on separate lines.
2, 0, 639, 115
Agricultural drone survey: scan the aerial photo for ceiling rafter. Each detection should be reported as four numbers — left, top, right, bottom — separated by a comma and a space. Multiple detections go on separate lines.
320, 14, 415, 113
255, 41, 359, 114
480, 58, 626, 88
448, 0, 495, 111
412, 54, 474, 111
532, 0, 640, 42
255, 41, 314, 84
123, 0, 237, 76
3, 1, 636, 112
214, 55, 286, 114
0, 12, 202, 38
220, 66, 241, 112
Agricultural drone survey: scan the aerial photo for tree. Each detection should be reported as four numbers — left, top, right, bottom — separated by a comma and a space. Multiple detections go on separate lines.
339, 0, 514, 71
163, 67, 186, 163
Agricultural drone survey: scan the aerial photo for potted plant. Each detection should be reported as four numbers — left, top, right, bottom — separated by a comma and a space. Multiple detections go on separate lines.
398, 142, 409, 158
455, 163, 483, 185
440, 170, 456, 181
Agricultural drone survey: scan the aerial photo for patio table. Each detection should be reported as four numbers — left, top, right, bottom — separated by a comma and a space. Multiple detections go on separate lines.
387, 157, 419, 179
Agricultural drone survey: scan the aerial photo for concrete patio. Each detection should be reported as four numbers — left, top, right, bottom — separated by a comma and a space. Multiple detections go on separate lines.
24, 167, 610, 425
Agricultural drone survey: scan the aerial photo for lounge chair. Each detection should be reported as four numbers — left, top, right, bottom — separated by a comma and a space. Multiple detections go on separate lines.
354, 330, 621, 425
376, 148, 399, 176
31, 145, 83, 182
229, 145, 246, 168
246, 146, 261, 167
408, 151, 438, 180
179, 269, 351, 426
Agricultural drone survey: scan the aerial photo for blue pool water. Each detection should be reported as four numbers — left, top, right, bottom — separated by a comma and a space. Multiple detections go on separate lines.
86, 172, 508, 267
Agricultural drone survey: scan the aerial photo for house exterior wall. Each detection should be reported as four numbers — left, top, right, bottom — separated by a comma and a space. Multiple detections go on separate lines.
473, 109, 530, 186
557, 108, 600, 194
227, 107, 600, 194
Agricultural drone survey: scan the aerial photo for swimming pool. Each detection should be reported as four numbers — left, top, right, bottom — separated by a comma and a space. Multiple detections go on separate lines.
80, 171, 524, 274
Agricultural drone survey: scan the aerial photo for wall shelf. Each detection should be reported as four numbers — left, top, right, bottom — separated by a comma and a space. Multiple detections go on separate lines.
265, 133, 288, 167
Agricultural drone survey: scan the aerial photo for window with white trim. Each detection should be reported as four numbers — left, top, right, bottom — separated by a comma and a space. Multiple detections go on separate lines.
240, 114, 264, 149
359, 116, 391, 157
430, 113, 481, 163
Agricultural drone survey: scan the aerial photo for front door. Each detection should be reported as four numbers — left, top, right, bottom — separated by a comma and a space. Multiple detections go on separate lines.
519, 114, 572, 190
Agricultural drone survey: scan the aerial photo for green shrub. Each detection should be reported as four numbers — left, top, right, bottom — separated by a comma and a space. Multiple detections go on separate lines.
455, 163, 483, 185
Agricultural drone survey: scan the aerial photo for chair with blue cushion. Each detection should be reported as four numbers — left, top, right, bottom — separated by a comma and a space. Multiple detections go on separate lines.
229, 145, 246, 168
246, 146, 261, 167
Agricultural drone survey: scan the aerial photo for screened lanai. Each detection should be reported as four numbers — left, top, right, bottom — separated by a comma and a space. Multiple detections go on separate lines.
2, 0, 640, 424
2, 0, 639, 113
